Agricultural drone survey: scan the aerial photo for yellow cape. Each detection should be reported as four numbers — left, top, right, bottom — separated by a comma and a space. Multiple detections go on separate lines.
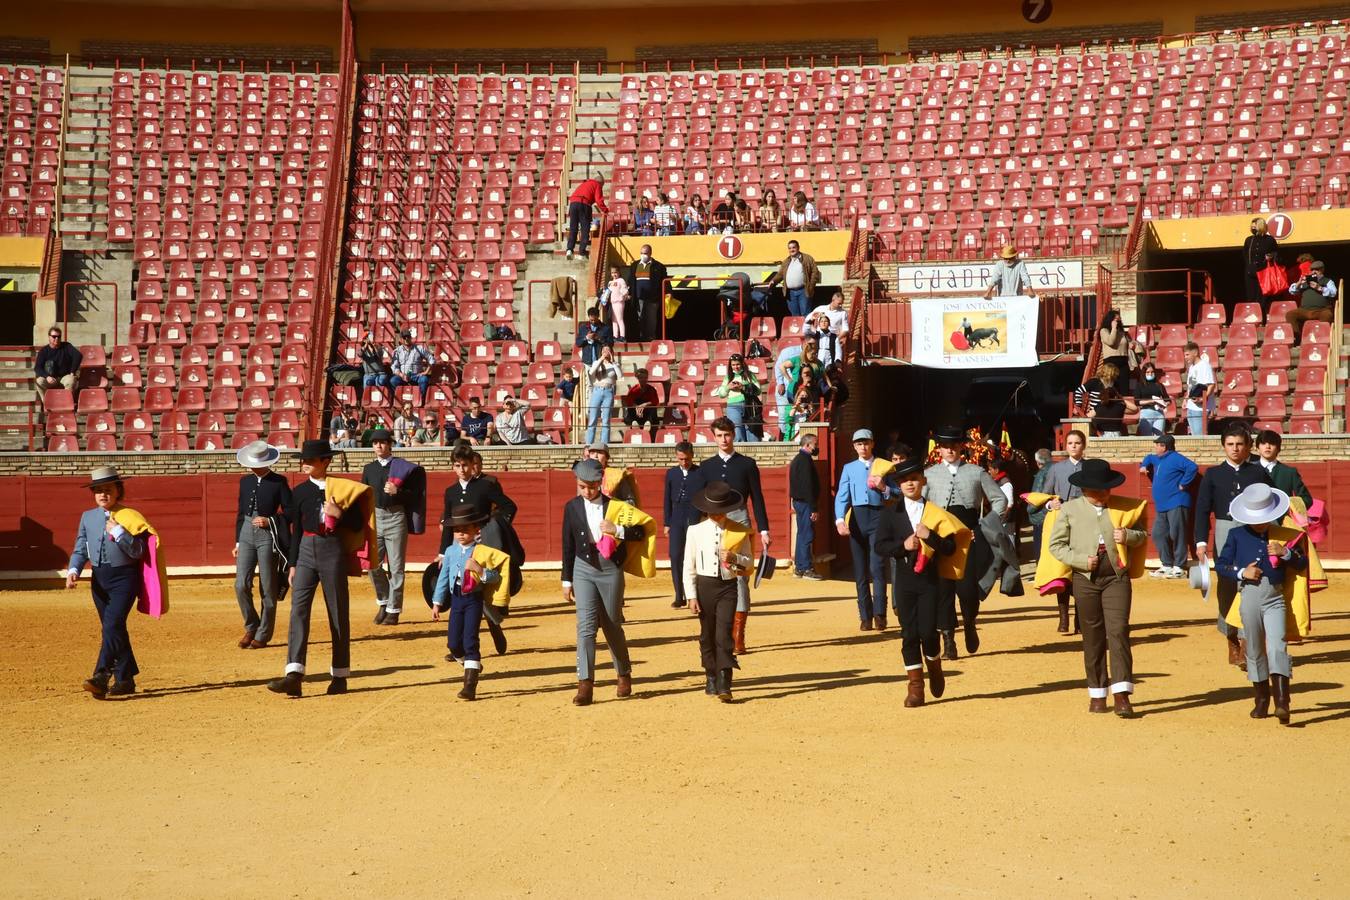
325, 477, 379, 577
1221, 521, 1319, 640
604, 498, 657, 578
917, 502, 973, 581
472, 543, 513, 610
720, 520, 755, 576
1033, 495, 1149, 594
604, 466, 639, 506
110, 506, 169, 617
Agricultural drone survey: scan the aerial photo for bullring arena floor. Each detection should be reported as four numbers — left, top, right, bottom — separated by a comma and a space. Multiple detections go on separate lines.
2, 570, 1347, 898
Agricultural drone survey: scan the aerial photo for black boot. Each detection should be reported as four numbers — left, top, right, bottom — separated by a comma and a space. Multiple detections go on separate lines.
705, 673, 716, 696
267, 672, 302, 697
942, 630, 959, 661
373, 606, 387, 625
382, 612, 400, 626
963, 620, 980, 654
486, 617, 508, 655
1250, 680, 1270, 719
82, 669, 110, 699
458, 668, 480, 701
1056, 599, 1070, 634
672, 598, 688, 609
107, 679, 136, 697
325, 677, 348, 695
1272, 674, 1291, 725
716, 668, 733, 703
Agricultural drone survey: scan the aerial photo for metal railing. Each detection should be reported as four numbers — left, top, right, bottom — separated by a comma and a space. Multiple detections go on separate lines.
1114, 268, 1215, 325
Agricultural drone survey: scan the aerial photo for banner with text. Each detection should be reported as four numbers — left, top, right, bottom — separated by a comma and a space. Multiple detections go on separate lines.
911, 296, 1040, 369
895, 260, 1085, 294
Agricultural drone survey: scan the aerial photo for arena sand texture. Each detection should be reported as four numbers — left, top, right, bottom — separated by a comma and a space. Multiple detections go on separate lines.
2, 572, 1348, 898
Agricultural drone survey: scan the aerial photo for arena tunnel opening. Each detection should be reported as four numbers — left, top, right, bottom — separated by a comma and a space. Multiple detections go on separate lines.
641, 280, 845, 342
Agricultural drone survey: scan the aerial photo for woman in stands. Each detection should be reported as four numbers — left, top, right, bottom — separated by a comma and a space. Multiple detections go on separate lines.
1242, 217, 1279, 303
787, 191, 821, 231
1133, 362, 1170, 436
683, 195, 707, 235
1097, 310, 1142, 388
713, 353, 762, 443
733, 199, 755, 233
1073, 361, 1122, 418
1090, 387, 1132, 438
758, 190, 784, 232
584, 344, 622, 445
652, 192, 678, 236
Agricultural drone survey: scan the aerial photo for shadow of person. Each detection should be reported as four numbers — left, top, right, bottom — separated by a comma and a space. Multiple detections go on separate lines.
134, 664, 439, 699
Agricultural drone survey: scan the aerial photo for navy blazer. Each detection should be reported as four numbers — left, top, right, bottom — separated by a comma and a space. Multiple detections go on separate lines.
1217, 523, 1307, 586
561, 495, 648, 583
697, 452, 769, 533
235, 470, 292, 536
663, 465, 701, 529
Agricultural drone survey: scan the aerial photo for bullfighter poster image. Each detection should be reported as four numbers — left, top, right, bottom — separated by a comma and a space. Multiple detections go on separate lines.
911, 296, 1039, 369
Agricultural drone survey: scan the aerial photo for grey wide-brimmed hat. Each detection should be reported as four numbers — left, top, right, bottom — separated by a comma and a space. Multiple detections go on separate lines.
236, 440, 281, 469
1189, 562, 1211, 601
573, 458, 604, 482
1230, 483, 1291, 526
85, 466, 126, 489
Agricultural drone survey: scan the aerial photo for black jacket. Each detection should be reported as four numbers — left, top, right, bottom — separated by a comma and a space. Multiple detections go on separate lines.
34, 342, 82, 379
874, 501, 956, 585
1194, 459, 1273, 545
287, 479, 366, 565
361, 458, 411, 511
1243, 233, 1278, 274
663, 465, 700, 529
575, 321, 614, 365
440, 475, 517, 551
235, 471, 292, 537
788, 450, 820, 505
697, 452, 769, 533
626, 258, 669, 301
560, 494, 648, 583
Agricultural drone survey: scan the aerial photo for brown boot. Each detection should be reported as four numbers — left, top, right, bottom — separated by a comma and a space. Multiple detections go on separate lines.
238, 630, 255, 649
1227, 635, 1244, 666
1113, 692, 1135, 718
1056, 599, 1070, 634
733, 612, 747, 654
903, 668, 925, 707
1272, 674, 1291, 725
572, 679, 594, 706
616, 673, 633, 699
1250, 680, 1270, 719
1088, 696, 1109, 713
925, 655, 945, 698
873, 615, 886, 631
1235, 637, 1248, 670
457, 668, 479, 701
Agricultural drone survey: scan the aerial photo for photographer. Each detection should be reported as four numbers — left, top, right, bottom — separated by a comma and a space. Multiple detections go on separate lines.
34, 327, 82, 397
359, 336, 390, 390
1285, 259, 1336, 341
713, 353, 762, 442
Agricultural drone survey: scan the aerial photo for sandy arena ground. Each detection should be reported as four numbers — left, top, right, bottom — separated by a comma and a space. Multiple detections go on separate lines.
1, 569, 1347, 898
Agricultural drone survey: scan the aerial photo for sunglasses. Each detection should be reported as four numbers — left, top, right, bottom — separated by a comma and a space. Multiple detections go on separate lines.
48, 333, 61, 339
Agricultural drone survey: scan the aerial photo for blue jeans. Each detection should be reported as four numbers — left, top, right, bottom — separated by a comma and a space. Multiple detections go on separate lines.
792, 500, 814, 573
724, 402, 759, 442
787, 287, 811, 318
586, 386, 614, 444
390, 373, 429, 401
566, 201, 593, 254
1137, 407, 1164, 435
362, 373, 388, 389
1186, 409, 1204, 436
447, 588, 484, 669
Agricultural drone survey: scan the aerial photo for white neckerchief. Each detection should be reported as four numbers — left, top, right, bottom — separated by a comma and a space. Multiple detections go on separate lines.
377, 456, 391, 467
458, 478, 471, 489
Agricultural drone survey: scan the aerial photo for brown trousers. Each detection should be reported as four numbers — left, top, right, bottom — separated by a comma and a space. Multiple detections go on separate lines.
1285, 306, 1333, 339
1072, 565, 1133, 692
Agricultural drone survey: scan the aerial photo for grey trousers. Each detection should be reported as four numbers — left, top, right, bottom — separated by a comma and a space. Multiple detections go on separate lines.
369, 506, 408, 612
286, 535, 351, 677
1152, 506, 1189, 570
235, 522, 280, 643
1213, 519, 1241, 638
573, 556, 631, 681
727, 506, 752, 613
1240, 579, 1292, 681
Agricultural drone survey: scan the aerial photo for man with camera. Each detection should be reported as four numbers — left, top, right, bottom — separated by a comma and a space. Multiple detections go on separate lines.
34, 326, 82, 398
1285, 259, 1337, 341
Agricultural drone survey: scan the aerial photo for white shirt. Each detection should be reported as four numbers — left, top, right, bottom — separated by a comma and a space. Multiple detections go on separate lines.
809, 305, 849, 336
377, 457, 391, 467
785, 257, 806, 289
718, 450, 734, 462
787, 203, 818, 227
310, 477, 327, 489
903, 497, 925, 531
1259, 459, 1276, 472
1185, 355, 1215, 410
583, 496, 606, 542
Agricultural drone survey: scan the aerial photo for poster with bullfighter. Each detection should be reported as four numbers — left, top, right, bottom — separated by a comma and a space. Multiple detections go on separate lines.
910, 296, 1039, 369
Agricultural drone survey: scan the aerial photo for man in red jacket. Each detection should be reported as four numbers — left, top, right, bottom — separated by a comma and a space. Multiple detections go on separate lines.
566, 175, 608, 260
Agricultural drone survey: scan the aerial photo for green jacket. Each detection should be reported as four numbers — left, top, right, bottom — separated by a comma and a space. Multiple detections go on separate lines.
1268, 460, 1312, 506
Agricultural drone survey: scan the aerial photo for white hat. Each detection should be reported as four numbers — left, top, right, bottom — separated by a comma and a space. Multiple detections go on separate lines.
236, 440, 281, 469
1189, 562, 1210, 601
1229, 483, 1291, 526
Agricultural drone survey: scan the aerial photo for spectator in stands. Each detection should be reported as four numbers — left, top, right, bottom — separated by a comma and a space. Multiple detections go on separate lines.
414, 411, 452, 447
329, 403, 358, 449
984, 245, 1038, 299
1133, 362, 1170, 436
575, 306, 614, 365
714, 353, 762, 443
683, 195, 707, 235
810, 291, 850, 339
585, 345, 622, 445
458, 397, 493, 446
602, 266, 629, 341
1098, 310, 1142, 386
359, 413, 385, 447
785, 368, 822, 442
805, 313, 839, 368
733, 199, 755, 233
781, 339, 828, 410
626, 245, 669, 342
393, 400, 419, 447
565, 174, 608, 260
492, 397, 533, 445
1139, 433, 1198, 579
1285, 259, 1336, 340
773, 338, 804, 439
1090, 387, 1132, 437
786, 191, 821, 231
760, 240, 821, 318
633, 196, 655, 236
622, 367, 661, 441
1073, 361, 1122, 417
34, 326, 81, 398
710, 191, 737, 234
1243, 216, 1279, 302
652, 192, 678, 237
557, 368, 578, 403
758, 190, 784, 232
389, 330, 433, 403
360, 336, 389, 389
1182, 342, 1216, 436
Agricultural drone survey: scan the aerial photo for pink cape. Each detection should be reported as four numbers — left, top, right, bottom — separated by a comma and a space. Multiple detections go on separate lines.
135, 533, 169, 618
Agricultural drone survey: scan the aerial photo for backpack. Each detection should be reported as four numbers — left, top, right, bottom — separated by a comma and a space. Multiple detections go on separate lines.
483, 322, 499, 341
494, 324, 518, 342
746, 338, 771, 359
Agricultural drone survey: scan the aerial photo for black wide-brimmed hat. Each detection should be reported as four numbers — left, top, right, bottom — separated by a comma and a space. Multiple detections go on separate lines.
85, 465, 127, 489
442, 503, 490, 527
893, 457, 925, 480
295, 439, 338, 460
693, 482, 745, 514
932, 424, 966, 444
1068, 458, 1126, 490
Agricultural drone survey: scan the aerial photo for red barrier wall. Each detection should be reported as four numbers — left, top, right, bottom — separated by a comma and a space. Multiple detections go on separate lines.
0, 466, 792, 572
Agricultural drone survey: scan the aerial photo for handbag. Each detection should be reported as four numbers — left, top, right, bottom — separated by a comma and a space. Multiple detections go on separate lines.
1257, 262, 1289, 296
